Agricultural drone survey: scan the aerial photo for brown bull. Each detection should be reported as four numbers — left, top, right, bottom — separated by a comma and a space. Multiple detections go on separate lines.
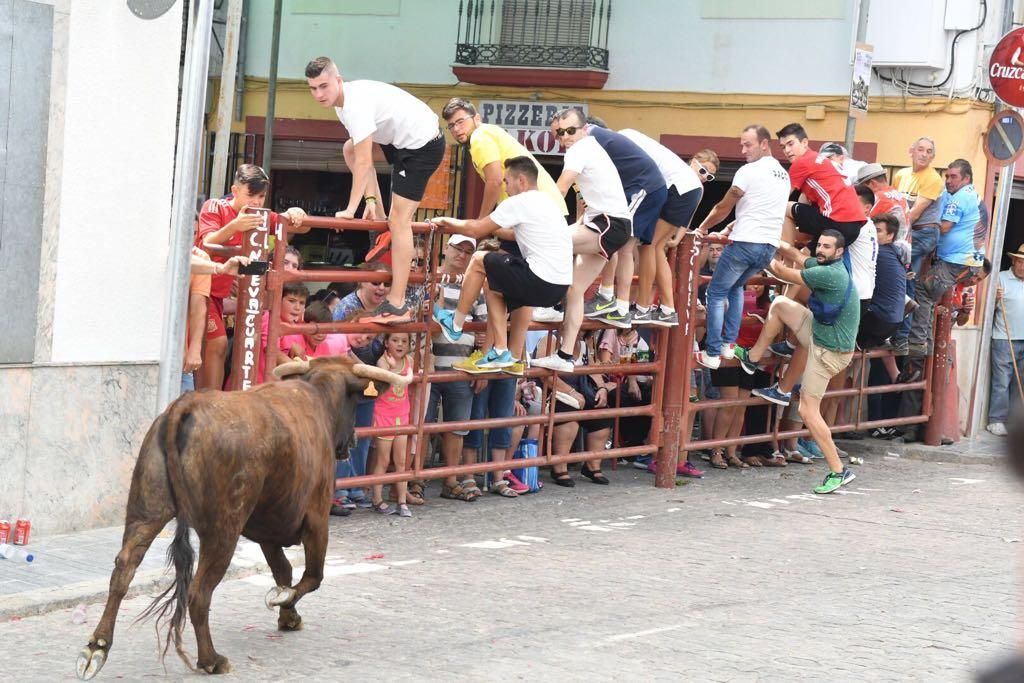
76, 357, 408, 679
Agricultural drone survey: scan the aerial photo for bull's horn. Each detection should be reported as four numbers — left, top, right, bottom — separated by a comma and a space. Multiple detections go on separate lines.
352, 363, 412, 386
273, 359, 310, 379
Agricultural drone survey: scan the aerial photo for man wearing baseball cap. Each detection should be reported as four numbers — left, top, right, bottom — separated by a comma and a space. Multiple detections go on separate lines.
820, 141, 867, 186
988, 248, 1024, 437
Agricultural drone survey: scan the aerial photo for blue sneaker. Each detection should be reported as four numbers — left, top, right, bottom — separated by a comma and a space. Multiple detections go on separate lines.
478, 347, 515, 370
797, 437, 824, 460
432, 308, 463, 343
753, 383, 791, 406
769, 341, 795, 359
733, 346, 759, 376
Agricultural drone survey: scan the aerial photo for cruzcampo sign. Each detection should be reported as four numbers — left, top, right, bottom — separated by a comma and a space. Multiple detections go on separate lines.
989, 27, 1024, 107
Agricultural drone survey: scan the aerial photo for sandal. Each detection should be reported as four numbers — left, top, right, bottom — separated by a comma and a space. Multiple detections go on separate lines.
398, 504, 412, 518
440, 482, 478, 502
372, 501, 396, 515
725, 453, 750, 469
743, 455, 765, 468
784, 449, 812, 464
580, 464, 610, 485
491, 480, 519, 498
390, 489, 425, 505
763, 453, 788, 467
460, 479, 483, 500
551, 470, 575, 487
709, 447, 728, 470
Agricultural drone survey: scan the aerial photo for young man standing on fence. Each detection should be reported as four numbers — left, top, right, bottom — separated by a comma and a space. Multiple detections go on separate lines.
737, 231, 860, 494
432, 156, 573, 372
531, 112, 633, 373
695, 124, 790, 369
306, 56, 445, 324
987, 248, 1024, 437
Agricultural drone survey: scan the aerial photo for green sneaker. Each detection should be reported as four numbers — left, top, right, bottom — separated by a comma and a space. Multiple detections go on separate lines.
813, 469, 856, 494
733, 346, 759, 376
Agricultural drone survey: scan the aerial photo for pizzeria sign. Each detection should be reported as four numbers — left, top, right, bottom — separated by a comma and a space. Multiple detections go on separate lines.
479, 100, 589, 156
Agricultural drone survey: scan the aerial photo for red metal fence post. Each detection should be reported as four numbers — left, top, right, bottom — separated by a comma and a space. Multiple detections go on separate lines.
228, 208, 272, 391
924, 293, 954, 446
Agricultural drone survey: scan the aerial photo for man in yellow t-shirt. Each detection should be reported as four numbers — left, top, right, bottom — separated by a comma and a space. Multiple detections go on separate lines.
891, 136, 945, 352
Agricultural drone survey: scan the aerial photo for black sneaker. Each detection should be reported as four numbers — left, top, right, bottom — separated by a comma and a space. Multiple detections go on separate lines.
330, 498, 353, 517
363, 300, 413, 325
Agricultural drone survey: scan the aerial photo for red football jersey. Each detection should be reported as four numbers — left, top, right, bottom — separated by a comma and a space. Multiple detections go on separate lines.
870, 185, 910, 225
194, 198, 279, 299
788, 149, 866, 222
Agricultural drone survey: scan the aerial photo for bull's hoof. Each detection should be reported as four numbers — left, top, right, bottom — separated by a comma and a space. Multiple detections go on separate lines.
76, 642, 108, 680
200, 654, 232, 674
264, 585, 296, 609
277, 608, 303, 631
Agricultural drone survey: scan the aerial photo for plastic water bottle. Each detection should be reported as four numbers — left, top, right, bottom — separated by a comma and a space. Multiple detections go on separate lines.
71, 604, 88, 624
0, 543, 34, 563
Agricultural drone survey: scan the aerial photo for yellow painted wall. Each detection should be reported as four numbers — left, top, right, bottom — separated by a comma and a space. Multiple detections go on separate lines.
224, 77, 995, 182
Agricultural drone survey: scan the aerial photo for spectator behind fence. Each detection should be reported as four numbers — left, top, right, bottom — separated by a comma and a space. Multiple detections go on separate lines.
537, 330, 615, 487
184, 249, 248, 393
283, 245, 303, 270
737, 231, 859, 494
333, 262, 391, 322
369, 333, 416, 518
282, 301, 334, 360
892, 137, 943, 355
987, 249, 1024, 437
907, 159, 985, 363
695, 124, 789, 370
425, 234, 488, 503
193, 164, 306, 390
860, 214, 907, 349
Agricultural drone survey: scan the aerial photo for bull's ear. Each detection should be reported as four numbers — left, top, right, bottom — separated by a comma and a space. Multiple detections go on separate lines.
344, 373, 372, 394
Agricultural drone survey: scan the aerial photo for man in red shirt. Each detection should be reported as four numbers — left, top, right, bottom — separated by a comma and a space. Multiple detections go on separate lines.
194, 164, 307, 390
777, 123, 867, 250
856, 163, 910, 238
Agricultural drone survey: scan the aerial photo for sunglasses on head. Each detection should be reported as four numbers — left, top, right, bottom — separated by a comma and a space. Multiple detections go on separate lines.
695, 161, 715, 183
554, 126, 579, 137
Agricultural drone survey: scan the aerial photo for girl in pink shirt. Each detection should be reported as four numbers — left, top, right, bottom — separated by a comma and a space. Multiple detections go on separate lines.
370, 332, 415, 517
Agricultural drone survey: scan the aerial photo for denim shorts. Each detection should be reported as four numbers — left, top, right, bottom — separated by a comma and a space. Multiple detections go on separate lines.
425, 380, 474, 436
463, 378, 516, 450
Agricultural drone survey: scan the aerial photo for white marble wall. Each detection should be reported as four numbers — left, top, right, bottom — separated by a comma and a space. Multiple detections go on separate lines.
0, 363, 158, 534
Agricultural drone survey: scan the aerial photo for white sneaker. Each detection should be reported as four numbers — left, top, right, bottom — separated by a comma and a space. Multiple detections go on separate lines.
532, 307, 564, 323
720, 344, 736, 360
986, 422, 1008, 437
694, 350, 721, 370
532, 353, 574, 373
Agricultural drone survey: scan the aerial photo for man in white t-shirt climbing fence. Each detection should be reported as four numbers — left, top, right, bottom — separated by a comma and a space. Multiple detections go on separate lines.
695, 125, 790, 369
306, 56, 445, 324
431, 156, 573, 371
531, 110, 634, 373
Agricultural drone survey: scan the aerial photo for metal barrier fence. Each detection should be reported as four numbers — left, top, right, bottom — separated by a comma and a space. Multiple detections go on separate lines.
226, 219, 952, 492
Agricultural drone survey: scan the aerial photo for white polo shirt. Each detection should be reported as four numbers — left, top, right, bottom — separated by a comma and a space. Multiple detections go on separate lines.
562, 136, 630, 221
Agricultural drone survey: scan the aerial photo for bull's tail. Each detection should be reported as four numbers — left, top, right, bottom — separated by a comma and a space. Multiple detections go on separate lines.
136, 403, 198, 671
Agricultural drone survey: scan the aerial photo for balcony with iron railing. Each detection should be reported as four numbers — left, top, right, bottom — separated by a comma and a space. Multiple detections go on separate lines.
452, 0, 612, 89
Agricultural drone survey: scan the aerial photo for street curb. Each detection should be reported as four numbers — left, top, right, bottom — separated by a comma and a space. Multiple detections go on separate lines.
0, 561, 266, 622
835, 437, 1005, 467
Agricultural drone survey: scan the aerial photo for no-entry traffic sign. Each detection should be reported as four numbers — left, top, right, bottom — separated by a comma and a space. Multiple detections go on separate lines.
984, 110, 1024, 167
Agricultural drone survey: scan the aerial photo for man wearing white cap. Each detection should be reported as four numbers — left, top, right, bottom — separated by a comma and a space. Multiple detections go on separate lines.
988, 248, 1024, 436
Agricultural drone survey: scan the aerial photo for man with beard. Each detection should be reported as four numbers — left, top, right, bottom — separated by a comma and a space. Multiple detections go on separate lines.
736, 230, 860, 494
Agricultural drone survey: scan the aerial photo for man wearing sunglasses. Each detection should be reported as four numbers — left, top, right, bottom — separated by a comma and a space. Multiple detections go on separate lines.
531, 110, 633, 374
577, 116, 667, 329
306, 56, 445, 325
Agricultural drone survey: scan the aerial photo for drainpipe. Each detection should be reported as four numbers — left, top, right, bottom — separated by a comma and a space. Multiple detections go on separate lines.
156, 0, 215, 412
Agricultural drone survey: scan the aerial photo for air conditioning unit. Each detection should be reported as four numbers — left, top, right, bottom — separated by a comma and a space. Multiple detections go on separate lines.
866, 0, 956, 70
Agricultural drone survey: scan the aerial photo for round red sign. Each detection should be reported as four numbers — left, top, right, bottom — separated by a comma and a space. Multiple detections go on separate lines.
989, 27, 1024, 107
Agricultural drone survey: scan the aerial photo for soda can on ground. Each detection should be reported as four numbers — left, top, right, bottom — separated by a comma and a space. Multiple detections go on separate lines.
0, 520, 9, 545
13, 518, 31, 545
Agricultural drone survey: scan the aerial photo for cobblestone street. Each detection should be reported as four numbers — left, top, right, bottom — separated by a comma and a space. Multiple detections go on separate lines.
2, 456, 1020, 681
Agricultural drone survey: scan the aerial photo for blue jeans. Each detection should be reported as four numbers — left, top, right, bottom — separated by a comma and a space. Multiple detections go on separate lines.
989, 339, 1024, 423
705, 241, 777, 356
898, 226, 939, 338
463, 378, 516, 451
336, 398, 375, 498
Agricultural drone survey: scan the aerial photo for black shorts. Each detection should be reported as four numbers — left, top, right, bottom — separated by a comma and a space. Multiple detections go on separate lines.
483, 252, 568, 312
583, 213, 631, 260
710, 367, 772, 390
857, 303, 900, 349
554, 398, 613, 433
380, 133, 445, 202
660, 185, 702, 228
791, 203, 864, 248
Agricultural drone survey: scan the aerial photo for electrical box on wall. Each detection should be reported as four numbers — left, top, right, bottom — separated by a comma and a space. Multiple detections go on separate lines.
866, 0, 950, 69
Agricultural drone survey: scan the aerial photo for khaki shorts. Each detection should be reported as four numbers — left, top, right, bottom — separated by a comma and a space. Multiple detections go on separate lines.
788, 306, 853, 400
